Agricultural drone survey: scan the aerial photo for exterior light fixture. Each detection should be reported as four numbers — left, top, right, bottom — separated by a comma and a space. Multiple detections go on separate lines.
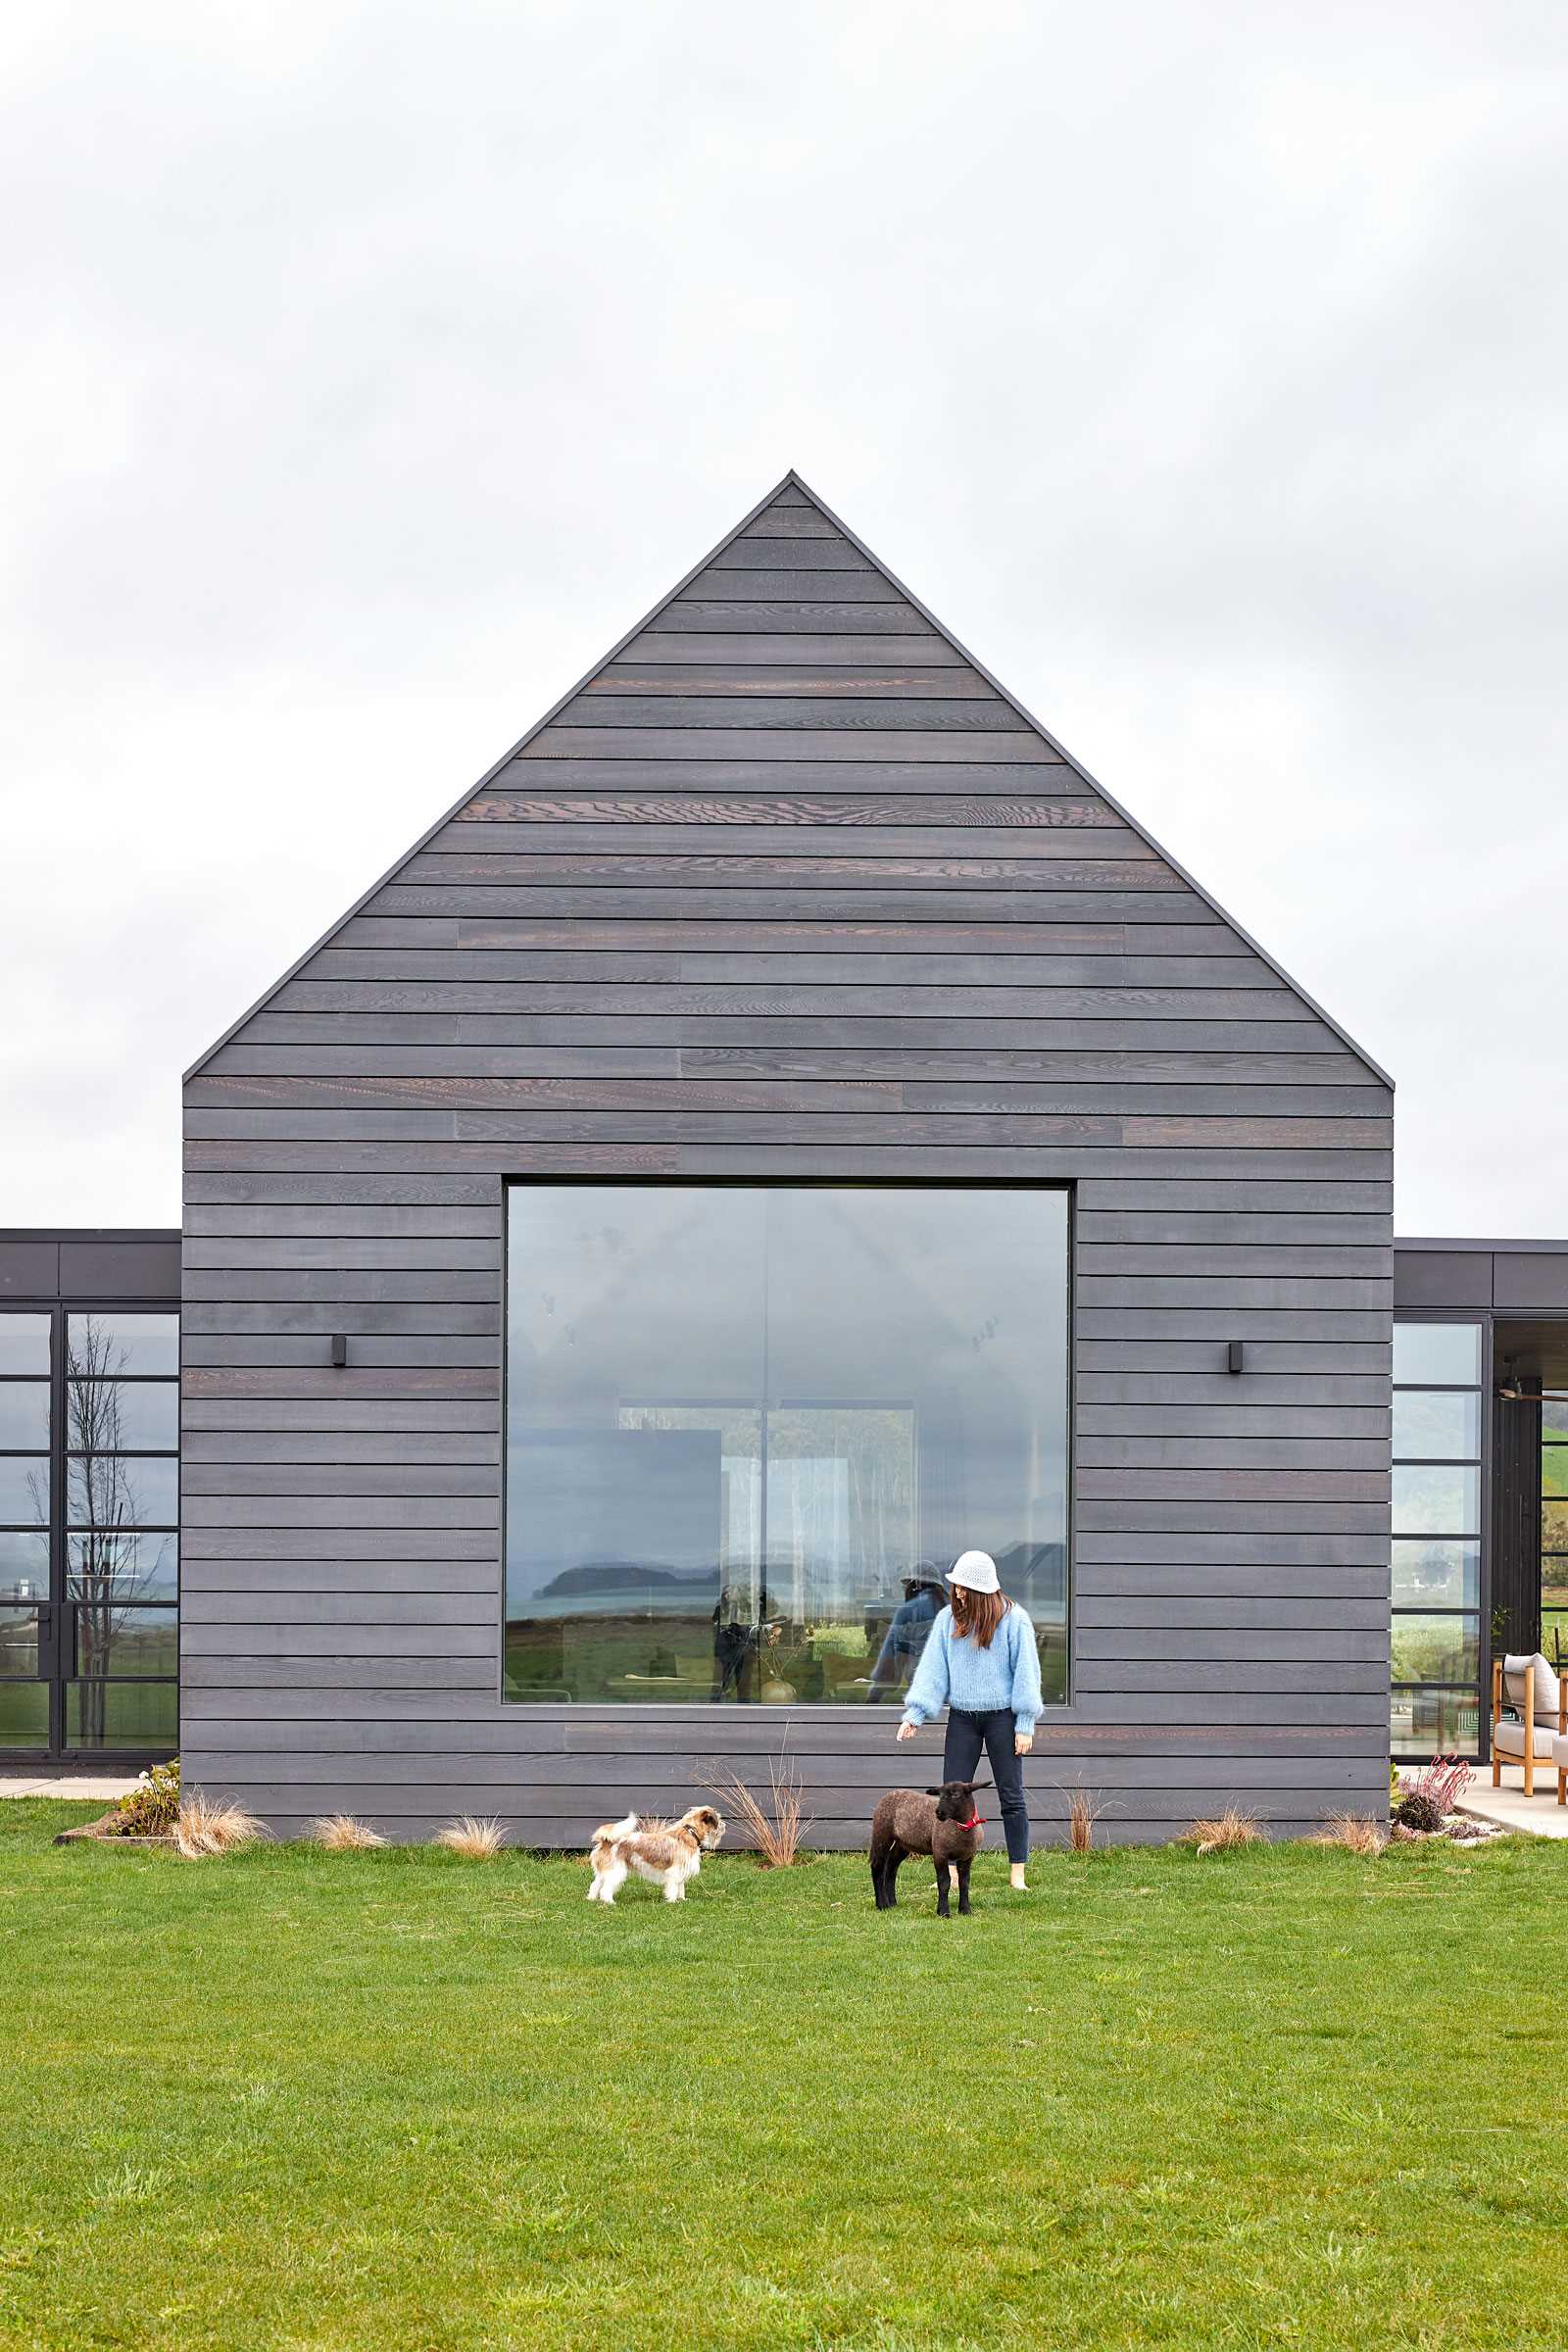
1227, 1340, 1245, 1375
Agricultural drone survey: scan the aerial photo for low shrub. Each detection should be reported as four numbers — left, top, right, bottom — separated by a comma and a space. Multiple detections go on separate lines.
1183, 1809, 1262, 1856
113, 1757, 180, 1838
174, 1796, 268, 1859
308, 1814, 387, 1852
436, 1817, 508, 1860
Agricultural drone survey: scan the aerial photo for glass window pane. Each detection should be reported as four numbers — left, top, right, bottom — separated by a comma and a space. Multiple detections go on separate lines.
1393, 1322, 1482, 1387
66, 1313, 178, 1380
1543, 1448, 1568, 1505
0, 1383, 50, 1450
504, 1185, 1071, 1706
0, 1603, 42, 1675
1392, 1463, 1479, 1537
61, 1381, 177, 1454
0, 1458, 48, 1527
73, 1605, 177, 1679
0, 1316, 50, 1375
0, 1532, 48, 1601
1391, 1614, 1479, 1685
1392, 1539, 1479, 1610
1391, 1684, 1481, 1755
1543, 1396, 1568, 1441
67, 1454, 178, 1529
1393, 1389, 1480, 1461
67, 1681, 177, 1750
67, 1532, 177, 1604
1544, 1604, 1568, 1672
0, 1681, 48, 1742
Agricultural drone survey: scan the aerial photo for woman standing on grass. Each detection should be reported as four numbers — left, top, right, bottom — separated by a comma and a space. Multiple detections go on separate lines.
895, 1549, 1041, 1890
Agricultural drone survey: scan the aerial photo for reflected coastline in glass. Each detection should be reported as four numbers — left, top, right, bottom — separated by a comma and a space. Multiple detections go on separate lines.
504, 1186, 1070, 1707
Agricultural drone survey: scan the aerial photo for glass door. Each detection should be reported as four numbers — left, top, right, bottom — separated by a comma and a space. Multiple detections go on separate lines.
0, 1314, 52, 1751
0, 1306, 179, 1759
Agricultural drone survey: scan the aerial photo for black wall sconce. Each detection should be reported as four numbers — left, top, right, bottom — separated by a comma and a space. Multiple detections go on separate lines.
330, 1334, 348, 1367
1227, 1340, 1245, 1375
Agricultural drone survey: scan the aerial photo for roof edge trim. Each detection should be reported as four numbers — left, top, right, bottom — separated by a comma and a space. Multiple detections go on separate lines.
787, 473, 1396, 1094
181, 471, 804, 1082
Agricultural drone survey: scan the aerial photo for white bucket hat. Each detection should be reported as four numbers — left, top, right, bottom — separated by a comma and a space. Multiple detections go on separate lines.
947, 1549, 1000, 1594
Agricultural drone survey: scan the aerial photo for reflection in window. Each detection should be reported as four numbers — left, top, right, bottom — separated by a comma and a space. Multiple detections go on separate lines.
66, 1314, 178, 1380
1391, 1321, 1483, 1757
0, 1317, 49, 1375
1541, 1402, 1568, 1673
504, 1186, 1071, 1707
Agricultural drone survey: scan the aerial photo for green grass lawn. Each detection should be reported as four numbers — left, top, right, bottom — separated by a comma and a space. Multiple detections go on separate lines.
3, 1800, 1566, 2352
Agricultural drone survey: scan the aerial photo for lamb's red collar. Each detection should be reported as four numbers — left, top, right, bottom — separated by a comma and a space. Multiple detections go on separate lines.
956, 1813, 981, 1833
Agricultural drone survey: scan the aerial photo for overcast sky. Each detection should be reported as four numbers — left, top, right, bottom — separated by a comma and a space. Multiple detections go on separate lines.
3, 2, 1564, 1235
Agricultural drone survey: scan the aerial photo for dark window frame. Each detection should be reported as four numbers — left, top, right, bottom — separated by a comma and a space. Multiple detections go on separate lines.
499, 1174, 1076, 1714
0, 1300, 179, 1762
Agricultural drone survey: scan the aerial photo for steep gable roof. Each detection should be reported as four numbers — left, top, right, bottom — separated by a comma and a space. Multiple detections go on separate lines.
186, 472, 1392, 1089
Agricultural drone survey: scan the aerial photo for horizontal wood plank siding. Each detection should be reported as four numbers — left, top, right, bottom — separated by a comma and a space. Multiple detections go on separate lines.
181, 475, 1394, 1842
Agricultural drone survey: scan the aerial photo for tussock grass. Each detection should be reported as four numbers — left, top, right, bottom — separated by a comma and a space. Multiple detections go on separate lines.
1183, 1807, 1263, 1856
435, 1815, 508, 1860
173, 1796, 268, 1859
1065, 1786, 1102, 1854
1310, 1812, 1387, 1857
308, 1813, 388, 1852
703, 1758, 808, 1866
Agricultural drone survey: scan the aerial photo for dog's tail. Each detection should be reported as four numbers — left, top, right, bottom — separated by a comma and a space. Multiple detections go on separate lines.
591, 1812, 639, 1847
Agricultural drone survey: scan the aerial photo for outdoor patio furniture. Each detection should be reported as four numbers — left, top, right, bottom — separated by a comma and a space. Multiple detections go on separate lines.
1491, 1653, 1567, 1796
1556, 1733, 1568, 1809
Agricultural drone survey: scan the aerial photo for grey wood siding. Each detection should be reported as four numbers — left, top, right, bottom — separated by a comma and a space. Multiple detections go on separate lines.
180, 473, 1394, 1844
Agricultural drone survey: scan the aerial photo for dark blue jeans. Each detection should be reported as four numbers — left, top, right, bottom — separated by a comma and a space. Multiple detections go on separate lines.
943, 1707, 1030, 1864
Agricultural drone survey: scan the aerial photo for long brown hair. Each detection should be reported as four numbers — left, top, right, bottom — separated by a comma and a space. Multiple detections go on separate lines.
950, 1585, 1010, 1648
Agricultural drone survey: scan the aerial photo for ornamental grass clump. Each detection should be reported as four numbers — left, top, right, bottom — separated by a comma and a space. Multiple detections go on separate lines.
1065, 1786, 1102, 1855
1310, 1812, 1386, 1857
1183, 1808, 1262, 1857
308, 1814, 387, 1852
704, 1756, 809, 1867
174, 1796, 268, 1860
436, 1817, 508, 1860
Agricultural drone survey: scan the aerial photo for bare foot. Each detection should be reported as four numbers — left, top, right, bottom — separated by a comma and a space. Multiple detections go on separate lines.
1009, 1865, 1029, 1891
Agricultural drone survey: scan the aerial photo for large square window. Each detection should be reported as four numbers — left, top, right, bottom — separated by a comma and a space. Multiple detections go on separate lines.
504, 1186, 1070, 1707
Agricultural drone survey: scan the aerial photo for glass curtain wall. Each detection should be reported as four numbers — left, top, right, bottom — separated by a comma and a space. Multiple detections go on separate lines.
64, 1313, 179, 1747
1542, 1398, 1568, 1670
504, 1186, 1071, 1707
1391, 1319, 1483, 1755
0, 1316, 51, 1745
0, 1308, 178, 1753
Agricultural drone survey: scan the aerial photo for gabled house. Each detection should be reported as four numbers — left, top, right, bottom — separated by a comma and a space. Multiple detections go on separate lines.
166, 471, 1397, 1838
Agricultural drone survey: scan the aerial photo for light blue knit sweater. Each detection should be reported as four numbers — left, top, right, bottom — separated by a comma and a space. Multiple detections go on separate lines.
900, 1603, 1044, 1734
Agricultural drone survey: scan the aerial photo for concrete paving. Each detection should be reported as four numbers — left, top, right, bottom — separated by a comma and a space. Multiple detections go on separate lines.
1455, 1763, 1568, 1838
0, 1774, 138, 1801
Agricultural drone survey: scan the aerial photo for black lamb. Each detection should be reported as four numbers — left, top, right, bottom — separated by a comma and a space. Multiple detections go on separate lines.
869, 1780, 987, 1916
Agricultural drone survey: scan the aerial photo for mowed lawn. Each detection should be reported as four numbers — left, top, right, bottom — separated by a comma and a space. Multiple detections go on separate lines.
2, 1802, 1566, 2352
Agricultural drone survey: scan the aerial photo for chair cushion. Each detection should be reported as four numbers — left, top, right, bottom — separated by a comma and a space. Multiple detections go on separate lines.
1502, 1651, 1562, 1724
1554, 1734, 1568, 1768
1494, 1716, 1556, 1762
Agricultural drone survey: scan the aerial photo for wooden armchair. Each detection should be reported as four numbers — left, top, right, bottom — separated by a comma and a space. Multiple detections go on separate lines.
1491, 1652, 1567, 1796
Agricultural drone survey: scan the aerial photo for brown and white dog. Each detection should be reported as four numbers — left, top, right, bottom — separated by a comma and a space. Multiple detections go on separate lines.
586, 1805, 725, 1904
